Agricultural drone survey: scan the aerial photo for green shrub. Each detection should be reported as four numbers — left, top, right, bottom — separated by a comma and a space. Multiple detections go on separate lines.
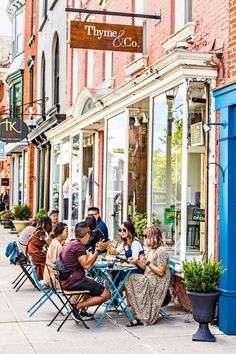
13, 204, 32, 220
182, 257, 225, 293
130, 212, 160, 238
34, 208, 48, 220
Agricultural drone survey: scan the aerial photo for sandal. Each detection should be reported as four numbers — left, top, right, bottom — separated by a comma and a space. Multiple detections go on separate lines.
127, 318, 144, 327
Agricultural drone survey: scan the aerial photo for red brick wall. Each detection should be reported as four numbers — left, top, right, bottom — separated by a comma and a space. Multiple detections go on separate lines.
228, 0, 236, 78
23, 0, 39, 213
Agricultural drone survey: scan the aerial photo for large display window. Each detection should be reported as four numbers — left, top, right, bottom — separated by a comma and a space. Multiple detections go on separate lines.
51, 144, 61, 210
152, 85, 184, 256
106, 112, 126, 238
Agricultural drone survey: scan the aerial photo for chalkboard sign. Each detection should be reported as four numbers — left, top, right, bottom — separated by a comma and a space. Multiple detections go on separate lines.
192, 208, 205, 222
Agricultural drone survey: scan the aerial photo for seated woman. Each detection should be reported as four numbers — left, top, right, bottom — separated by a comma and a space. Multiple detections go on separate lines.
110, 221, 144, 275
43, 222, 68, 287
16, 219, 37, 257
124, 225, 170, 327
26, 216, 52, 280
85, 215, 104, 253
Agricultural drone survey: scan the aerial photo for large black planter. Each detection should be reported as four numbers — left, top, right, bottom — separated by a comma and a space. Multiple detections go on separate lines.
187, 291, 221, 342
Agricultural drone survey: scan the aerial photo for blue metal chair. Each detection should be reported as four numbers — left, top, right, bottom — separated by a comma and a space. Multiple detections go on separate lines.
159, 259, 176, 321
27, 256, 62, 317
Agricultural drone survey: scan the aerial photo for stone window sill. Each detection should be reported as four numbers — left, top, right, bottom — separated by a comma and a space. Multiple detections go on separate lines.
161, 22, 195, 53
124, 55, 148, 77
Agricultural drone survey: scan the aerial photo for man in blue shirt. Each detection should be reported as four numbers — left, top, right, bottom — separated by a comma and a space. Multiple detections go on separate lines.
88, 207, 109, 241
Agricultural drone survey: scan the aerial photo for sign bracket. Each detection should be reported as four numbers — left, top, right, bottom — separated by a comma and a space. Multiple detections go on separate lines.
65, 7, 161, 24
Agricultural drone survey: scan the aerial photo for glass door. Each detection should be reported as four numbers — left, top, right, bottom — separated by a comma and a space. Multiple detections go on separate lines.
106, 112, 126, 238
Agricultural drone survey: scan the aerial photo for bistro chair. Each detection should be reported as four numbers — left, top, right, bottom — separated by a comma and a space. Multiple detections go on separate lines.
46, 263, 90, 331
27, 256, 62, 317
11, 245, 37, 292
159, 259, 176, 321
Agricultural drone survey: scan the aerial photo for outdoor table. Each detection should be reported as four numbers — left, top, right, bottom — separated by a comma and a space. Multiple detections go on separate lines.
88, 263, 137, 326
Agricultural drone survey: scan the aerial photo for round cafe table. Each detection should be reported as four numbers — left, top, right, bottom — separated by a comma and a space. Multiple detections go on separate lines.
88, 262, 137, 326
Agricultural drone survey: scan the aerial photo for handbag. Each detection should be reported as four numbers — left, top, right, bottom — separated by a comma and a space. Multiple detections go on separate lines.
55, 256, 72, 281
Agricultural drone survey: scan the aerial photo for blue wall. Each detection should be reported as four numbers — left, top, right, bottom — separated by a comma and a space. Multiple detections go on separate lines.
213, 83, 236, 335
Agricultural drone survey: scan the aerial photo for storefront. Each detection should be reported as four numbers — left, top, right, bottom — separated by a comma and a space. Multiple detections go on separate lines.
47, 50, 217, 264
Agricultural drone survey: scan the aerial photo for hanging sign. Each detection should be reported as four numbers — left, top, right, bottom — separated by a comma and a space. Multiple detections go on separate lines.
0, 142, 6, 160
70, 21, 143, 53
1, 178, 9, 186
0, 118, 29, 143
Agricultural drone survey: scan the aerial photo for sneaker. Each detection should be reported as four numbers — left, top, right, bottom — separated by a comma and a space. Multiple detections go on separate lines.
79, 310, 93, 321
70, 304, 80, 322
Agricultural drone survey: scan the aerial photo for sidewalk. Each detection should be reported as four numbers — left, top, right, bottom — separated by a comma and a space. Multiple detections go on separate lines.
0, 225, 235, 354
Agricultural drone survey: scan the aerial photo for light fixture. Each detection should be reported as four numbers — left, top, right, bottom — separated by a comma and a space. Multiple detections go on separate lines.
165, 86, 179, 101
26, 106, 37, 132
134, 115, 140, 127
141, 112, 149, 124
203, 121, 227, 133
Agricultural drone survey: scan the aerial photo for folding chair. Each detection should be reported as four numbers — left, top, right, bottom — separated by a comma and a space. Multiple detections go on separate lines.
11, 247, 37, 292
27, 256, 62, 317
159, 259, 176, 321
46, 263, 90, 331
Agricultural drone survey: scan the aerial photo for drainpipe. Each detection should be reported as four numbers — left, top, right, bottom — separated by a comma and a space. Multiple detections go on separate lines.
211, 54, 224, 86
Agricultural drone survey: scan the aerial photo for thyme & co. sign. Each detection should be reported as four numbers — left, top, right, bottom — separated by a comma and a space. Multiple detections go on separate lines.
0, 118, 29, 143
70, 21, 143, 53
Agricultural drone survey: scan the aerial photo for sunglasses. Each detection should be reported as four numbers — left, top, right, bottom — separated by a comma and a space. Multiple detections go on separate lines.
119, 228, 127, 233
142, 234, 148, 239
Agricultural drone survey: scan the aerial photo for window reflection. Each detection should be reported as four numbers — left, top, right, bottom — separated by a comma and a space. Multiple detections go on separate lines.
52, 144, 61, 209
106, 113, 126, 238
71, 134, 80, 225
152, 85, 183, 256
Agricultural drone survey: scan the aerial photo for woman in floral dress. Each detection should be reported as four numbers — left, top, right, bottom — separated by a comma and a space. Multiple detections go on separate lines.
125, 225, 170, 326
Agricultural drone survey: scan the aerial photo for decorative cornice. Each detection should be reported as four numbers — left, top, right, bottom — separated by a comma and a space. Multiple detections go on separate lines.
7, 0, 25, 18
5, 68, 23, 86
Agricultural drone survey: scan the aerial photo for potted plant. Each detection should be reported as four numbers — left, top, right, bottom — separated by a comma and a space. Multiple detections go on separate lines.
12, 204, 32, 233
182, 257, 225, 342
1, 210, 14, 229
34, 208, 48, 220
130, 211, 160, 239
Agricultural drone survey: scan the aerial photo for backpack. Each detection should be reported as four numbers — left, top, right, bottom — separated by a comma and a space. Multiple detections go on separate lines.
5, 241, 20, 265
55, 256, 72, 281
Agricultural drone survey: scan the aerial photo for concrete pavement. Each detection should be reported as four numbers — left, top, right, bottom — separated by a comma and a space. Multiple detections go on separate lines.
0, 225, 236, 354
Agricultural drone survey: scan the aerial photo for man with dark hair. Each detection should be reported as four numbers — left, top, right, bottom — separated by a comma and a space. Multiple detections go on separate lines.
88, 207, 109, 241
60, 221, 111, 320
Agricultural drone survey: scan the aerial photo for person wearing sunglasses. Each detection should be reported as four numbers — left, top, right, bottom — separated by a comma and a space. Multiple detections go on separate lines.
109, 221, 145, 275
124, 225, 170, 327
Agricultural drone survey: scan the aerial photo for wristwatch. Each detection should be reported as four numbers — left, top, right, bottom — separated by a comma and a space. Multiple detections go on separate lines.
96, 249, 102, 254
146, 261, 151, 267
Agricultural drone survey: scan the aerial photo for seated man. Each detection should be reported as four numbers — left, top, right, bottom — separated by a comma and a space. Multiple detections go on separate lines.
88, 207, 109, 241
60, 221, 111, 320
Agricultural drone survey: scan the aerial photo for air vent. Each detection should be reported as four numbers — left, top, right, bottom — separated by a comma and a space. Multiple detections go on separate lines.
190, 122, 204, 146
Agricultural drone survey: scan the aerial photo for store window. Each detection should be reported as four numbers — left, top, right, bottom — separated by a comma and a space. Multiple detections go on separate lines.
187, 82, 207, 255
82, 134, 94, 218
22, 149, 28, 205
52, 144, 61, 210
106, 112, 126, 238
71, 134, 80, 225
128, 109, 148, 217
152, 85, 184, 256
